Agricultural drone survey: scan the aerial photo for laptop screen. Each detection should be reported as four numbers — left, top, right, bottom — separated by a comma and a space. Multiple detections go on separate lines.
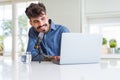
59, 33, 102, 65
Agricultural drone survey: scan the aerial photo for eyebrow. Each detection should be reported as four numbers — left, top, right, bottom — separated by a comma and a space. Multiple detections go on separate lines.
33, 20, 39, 22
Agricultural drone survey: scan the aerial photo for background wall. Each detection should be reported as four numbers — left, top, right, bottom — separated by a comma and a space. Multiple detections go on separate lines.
42, 0, 82, 32
1, 0, 120, 32
85, 0, 120, 13
85, 0, 120, 18
42, 0, 120, 32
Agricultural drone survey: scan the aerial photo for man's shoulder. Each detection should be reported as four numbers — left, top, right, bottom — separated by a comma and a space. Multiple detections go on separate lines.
50, 19, 69, 32
29, 27, 34, 32
28, 27, 38, 37
55, 24, 70, 32
29, 27, 38, 33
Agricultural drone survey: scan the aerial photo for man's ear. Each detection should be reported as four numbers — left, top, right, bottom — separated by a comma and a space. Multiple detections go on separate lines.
29, 20, 32, 25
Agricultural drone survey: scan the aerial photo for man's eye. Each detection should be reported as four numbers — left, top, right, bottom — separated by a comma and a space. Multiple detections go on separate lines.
34, 20, 39, 23
41, 17, 45, 20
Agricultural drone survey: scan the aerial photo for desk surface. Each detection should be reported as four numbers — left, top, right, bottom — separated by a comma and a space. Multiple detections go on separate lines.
0, 58, 120, 80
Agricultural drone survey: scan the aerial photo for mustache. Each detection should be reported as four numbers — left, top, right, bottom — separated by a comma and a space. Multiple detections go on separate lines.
37, 24, 47, 29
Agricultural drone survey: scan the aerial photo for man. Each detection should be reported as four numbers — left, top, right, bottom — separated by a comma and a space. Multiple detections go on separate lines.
25, 2, 69, 61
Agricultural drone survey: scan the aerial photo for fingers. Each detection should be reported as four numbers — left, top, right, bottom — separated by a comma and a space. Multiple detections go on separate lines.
51, 56, 60, 61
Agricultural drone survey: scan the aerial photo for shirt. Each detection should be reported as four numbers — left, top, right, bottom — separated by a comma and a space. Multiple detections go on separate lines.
27, 19, 70, 61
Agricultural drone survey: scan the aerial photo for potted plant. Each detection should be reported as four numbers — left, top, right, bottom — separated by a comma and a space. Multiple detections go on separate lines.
102, 38, 107, 45
0, 36, 4, 56
102, 37, 108, 54
109, 39, 117, 53
116, 47, 120, 53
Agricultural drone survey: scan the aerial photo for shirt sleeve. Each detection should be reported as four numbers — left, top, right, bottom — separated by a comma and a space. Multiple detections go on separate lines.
26, 28, 40, 61
62, 26, 70, 33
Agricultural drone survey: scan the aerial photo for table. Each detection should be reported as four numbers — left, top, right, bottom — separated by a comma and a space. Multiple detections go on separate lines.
0, 58, 120, 80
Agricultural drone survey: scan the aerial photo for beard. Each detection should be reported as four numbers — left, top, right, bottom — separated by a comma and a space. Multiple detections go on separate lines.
37, 24, 47, 29
36, 23, 48, 33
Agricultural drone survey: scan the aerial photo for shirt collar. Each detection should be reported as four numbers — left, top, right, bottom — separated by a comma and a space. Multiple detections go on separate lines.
49, 19, 57, 31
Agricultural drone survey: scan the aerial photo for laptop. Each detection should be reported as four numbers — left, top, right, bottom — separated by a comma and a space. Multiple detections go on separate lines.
53, 33, 102, 65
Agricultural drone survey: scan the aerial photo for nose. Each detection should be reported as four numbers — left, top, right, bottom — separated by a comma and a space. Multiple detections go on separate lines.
38, 20, 44, 26
37, 20, 44, 26
37, 20, 46, 30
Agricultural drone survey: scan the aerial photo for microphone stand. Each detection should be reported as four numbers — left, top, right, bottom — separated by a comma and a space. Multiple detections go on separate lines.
32, 45, 42, 63
31, 32, 52, 62
32, 45, 52, 62
32, 39, 43, 63
32, 32, 44, 63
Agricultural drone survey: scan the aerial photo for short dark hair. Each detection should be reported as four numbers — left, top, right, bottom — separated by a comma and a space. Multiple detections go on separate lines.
25, 2, 46, 19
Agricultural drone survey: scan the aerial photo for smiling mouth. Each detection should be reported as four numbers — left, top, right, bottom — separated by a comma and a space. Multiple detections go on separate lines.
37, 24, 47, 29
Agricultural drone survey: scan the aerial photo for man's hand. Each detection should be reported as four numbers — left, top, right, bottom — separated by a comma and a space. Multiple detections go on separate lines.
51, 56, 60, 61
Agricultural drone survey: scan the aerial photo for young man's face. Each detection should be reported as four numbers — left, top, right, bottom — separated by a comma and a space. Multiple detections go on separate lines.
29, 13, 50, 33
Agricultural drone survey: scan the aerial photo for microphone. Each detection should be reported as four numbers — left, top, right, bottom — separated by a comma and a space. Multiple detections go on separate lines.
34, 32, 44, 49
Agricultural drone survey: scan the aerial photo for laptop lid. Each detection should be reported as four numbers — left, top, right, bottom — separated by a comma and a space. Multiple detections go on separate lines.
59, 33, 102, 65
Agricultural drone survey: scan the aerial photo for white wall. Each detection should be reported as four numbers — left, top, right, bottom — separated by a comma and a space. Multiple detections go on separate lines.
43, 0, 120, 32
42, 0, 82, 32
83, 0, 120, 33
85, 0, 120, 17
85, 0, 120, 13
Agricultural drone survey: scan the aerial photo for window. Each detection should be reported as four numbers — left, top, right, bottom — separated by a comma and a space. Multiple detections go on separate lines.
0, 0, 39, 57
88, 18, 120, 48
0, 5, 12, 56
16, 1, 38, 56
